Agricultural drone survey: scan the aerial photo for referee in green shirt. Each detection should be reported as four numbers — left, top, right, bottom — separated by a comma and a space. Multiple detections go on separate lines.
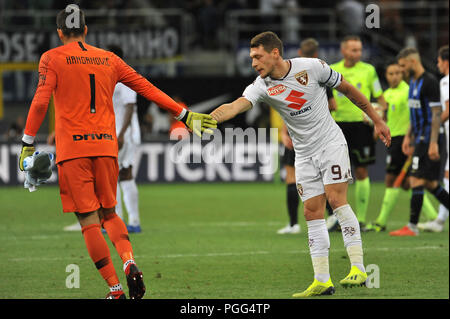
365, 60, 437, 232
330, 35, 388, 228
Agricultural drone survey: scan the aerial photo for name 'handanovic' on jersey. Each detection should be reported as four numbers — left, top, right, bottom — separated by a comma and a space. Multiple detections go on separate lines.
243, 57, 346, 158
408, 72, 441, 144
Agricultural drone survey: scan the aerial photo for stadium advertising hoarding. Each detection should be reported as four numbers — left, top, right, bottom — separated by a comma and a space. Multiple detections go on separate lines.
0, 139, 277, 186
0, 27, 181, 63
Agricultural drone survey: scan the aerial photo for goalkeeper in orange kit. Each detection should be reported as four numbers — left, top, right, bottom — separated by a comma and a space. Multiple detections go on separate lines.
18, 6, 216, 299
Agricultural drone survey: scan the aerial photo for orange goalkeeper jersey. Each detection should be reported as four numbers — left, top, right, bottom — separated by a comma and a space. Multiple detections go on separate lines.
25, 41, 185, 164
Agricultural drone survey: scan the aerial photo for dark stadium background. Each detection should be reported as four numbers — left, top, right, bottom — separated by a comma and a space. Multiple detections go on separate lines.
0, 0, 448, 184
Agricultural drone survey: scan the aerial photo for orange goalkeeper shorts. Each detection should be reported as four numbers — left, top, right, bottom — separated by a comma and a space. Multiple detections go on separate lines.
57, 156, 119, 213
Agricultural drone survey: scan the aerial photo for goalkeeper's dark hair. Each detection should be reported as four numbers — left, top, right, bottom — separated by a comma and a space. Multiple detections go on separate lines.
107, 45, 124, 59
56, 5, 86, 37
250, 31, 283, 56
438, 45, 449, 61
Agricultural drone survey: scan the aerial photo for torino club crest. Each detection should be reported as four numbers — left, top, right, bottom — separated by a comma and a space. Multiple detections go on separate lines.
295, 70, 308, 86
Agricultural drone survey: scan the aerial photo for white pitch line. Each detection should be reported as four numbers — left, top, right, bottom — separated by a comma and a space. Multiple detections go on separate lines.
8, 245, 447, 262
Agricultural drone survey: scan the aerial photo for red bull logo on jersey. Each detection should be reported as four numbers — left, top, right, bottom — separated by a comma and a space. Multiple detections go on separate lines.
295, 70, 309, 86
267, 84, 287, 96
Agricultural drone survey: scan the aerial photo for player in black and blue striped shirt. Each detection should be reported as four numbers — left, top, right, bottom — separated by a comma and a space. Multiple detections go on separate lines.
390, 47, 449, 236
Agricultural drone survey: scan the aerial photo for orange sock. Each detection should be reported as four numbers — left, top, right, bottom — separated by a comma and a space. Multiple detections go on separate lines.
81, 223, 120, 288
102, 213, 135, 266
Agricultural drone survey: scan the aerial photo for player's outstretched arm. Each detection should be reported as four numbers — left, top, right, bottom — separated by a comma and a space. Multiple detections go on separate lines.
336, 79, 391, 147
210, 97, 253, 123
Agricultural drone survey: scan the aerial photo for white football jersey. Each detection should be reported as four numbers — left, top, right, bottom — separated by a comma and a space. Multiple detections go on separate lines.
113, 83, 141, 145
440, 74, 449, 137
243, 57, 346, 158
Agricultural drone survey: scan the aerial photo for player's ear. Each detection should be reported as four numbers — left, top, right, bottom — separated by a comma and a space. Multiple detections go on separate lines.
298, 49, 302, 57
84, 25, 88, 37
57, 29, 64, 42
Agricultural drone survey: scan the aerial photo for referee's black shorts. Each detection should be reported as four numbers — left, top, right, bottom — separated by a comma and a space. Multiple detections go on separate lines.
337, 121, 376, 167
386, 135, 407, 176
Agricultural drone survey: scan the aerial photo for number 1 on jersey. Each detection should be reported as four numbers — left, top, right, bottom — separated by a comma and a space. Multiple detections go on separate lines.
89, 74, 96, 113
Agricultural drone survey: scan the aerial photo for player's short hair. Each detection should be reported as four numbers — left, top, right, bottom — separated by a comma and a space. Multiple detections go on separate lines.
56, 5, 86, 37
107, 45, 124, 59
250, 31, 284, 56
341, 35, 361, 47
299, 38, 319, 58
396, 47, 421, 62
438, 45, 449, 61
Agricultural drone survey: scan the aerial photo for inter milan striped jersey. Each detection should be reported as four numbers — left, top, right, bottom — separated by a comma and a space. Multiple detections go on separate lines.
408, 72, 441, 144
243, 57, 346, 158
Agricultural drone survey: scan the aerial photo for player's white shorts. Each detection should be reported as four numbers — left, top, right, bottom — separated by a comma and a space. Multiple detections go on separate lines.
295, 143, 353, 202
118, 141, 138, 170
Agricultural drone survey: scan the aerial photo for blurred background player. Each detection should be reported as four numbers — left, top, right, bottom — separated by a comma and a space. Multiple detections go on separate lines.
19, 6, 215, 299
109, 44, 142, 233
330, 35, 388, 229
419, 45, 450, 232
390, 48, 449, 236
364, 60, 438, 232
277, 38, 336, 235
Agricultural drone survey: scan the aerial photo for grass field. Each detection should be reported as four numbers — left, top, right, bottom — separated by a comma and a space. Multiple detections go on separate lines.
0, 181, 448, 299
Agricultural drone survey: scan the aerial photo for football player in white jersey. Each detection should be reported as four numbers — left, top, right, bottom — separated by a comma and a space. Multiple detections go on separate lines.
109, 45, 142, 233
419, 45, 449, 232
210, 31, 391, 297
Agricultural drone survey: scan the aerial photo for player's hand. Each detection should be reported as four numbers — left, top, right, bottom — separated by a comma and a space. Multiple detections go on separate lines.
281, 131, 293, 150
428, 142, 440, 161
19, 142, 36, 171
181, 111, 217, 137
402, 135, 414, 156
374, 120, 391, 147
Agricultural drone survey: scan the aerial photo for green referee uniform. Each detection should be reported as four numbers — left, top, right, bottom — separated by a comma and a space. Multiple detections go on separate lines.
331, 60, 383, 224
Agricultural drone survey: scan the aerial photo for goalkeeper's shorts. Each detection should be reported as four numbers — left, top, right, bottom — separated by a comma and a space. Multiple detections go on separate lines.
58, 156, 119, 213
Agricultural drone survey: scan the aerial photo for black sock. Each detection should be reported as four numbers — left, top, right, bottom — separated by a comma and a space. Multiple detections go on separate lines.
410, 186, 424, 225
287, 183, 299, 226
326, 201, 333, 216
431, 185, 449, 209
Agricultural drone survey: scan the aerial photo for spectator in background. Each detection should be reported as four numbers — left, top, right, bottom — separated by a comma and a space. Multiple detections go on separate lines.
336, 0, 364, 37
198, 0, 219, 49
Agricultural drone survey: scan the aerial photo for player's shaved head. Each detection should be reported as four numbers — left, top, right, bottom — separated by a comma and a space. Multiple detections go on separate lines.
299, 38, 319, 58
397, 47, 421, 63
250, 31, 284, 56
56, 5, 86, 38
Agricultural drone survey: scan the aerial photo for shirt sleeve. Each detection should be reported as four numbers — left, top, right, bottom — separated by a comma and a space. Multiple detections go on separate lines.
242, 79, 265, 107
314, 59, 342, 88
23, 51, 57, 141
370, 66, 383, 98
112, 54, 186, 119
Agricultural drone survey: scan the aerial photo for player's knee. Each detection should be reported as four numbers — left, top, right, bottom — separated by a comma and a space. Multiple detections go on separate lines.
355, 166, 368, 180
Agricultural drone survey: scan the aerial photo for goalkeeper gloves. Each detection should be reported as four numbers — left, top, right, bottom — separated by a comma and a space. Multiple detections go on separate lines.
180, 111, 217, 137
19, 141, 35, 171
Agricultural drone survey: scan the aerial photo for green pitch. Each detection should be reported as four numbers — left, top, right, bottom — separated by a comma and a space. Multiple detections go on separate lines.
0, 182, 448, 299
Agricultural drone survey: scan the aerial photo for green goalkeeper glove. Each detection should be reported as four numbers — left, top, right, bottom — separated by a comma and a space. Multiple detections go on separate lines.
19, 142, 36, 171
180, 111, 217, 137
